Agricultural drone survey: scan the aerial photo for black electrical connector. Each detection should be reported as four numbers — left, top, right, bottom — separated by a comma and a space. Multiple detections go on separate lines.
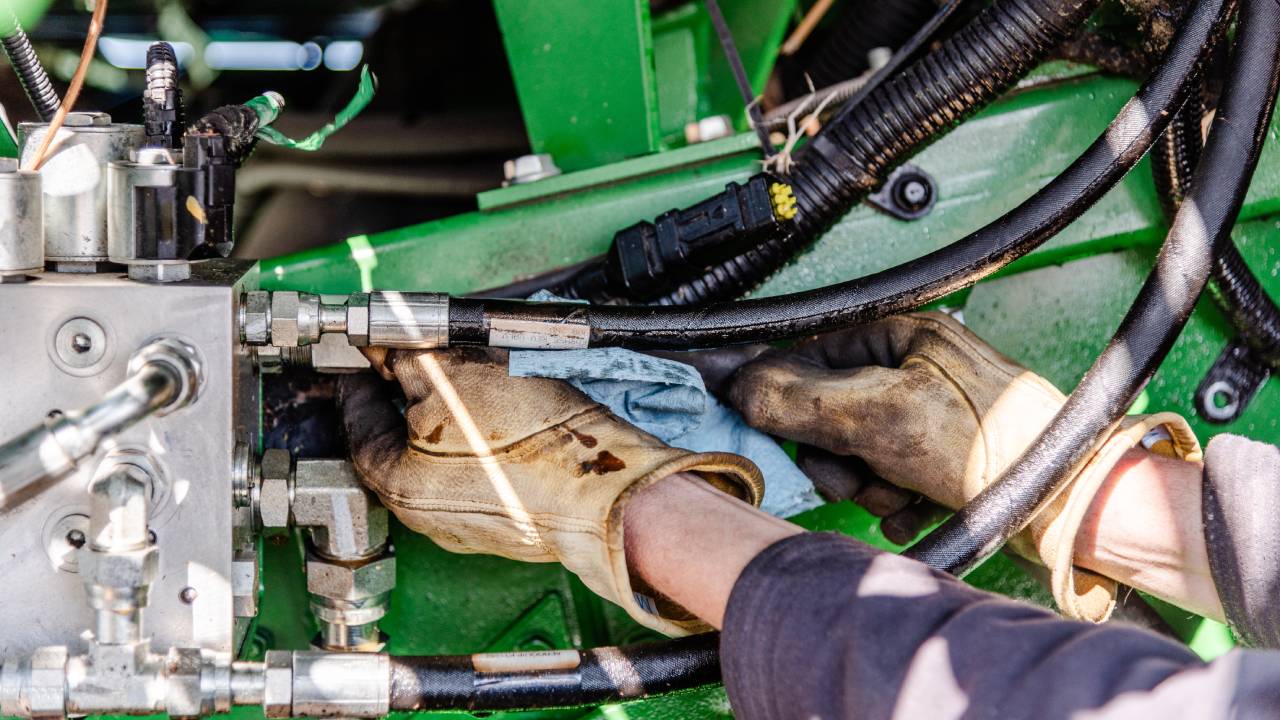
178, 132, 236, 258
566, 174, 797, 303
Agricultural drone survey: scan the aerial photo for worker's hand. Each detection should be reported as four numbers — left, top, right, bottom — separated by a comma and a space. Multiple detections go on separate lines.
338, 347, 763, 636
724, 312, 1201, 622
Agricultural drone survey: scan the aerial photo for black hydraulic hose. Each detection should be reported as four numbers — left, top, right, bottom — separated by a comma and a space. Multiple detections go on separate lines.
804, 0, 941, 91
0, 8, 59, 121
448, 0, 1231, 350
143, 41, 184, 148
904, 0, 1280, 576
387, 634, 720, 712
1153, 69, 1280, 367
656, 0, 1101, 305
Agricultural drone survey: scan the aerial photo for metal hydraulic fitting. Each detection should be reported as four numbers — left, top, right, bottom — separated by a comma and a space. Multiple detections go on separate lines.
306, 554, 396, 651
292, 459, 389, 558
255, 448, 294, 530
249, 452, 395, 651
239, 290, 448, 351
0, 336, 203, 514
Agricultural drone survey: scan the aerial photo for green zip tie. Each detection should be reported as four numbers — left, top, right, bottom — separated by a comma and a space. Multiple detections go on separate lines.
255, 65, 376, 152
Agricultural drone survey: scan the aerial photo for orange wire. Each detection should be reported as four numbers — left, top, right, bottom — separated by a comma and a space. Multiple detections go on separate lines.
23, 0, 108, 171
780, 0, 835, 56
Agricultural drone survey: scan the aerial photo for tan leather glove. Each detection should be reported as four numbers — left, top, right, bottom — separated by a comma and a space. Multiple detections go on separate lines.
339, 347, 764, 636
726, 311, 1201, 622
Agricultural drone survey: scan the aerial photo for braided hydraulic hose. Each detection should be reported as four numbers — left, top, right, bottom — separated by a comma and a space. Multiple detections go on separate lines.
905, 0, 1280, 575
0, 8, 59, 121
449, 0, 1231, 349
657, 0, 1101, 305
387, 634, 720, 712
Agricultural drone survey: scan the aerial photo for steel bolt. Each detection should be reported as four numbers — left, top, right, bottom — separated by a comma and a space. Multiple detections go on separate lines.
66, 528, 86, 549
503, 153, 561, 186
180, 586, 199, 604
892, 174, 934, 214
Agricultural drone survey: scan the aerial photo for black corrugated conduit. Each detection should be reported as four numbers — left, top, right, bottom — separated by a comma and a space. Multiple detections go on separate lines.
1152, 69, 1280, 368
904, 0, 1280, 575
542, 0, 1096, 305
0, 7, 59, 121
387, 634, 720, 712
449, 0, 1232, 349
655, 0, 1102, 305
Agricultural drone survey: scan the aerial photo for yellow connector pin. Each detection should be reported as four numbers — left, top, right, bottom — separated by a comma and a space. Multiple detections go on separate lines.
769, 182, 798, 221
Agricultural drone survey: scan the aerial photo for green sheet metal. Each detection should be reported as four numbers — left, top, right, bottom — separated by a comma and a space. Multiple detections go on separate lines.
493, 0, 661, 172
251, 70, 1280, 705
490, 0, 795, 171
262, 72, 1182, 295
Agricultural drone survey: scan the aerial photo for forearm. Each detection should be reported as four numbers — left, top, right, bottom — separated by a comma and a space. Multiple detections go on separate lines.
1074, 448, 1223, 622
624, 472, 800, 628
627, 451, 1225, 629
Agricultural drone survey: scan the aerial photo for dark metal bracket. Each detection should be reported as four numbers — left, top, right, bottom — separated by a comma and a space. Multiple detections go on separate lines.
1195, 339, 1271, 424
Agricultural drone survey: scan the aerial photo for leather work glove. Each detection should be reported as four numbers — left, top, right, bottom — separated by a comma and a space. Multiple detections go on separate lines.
724, 311, 1201, 622
338, 347, 764, 636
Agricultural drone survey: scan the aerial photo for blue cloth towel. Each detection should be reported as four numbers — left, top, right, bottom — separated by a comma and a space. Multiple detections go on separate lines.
508, 347, 822, 518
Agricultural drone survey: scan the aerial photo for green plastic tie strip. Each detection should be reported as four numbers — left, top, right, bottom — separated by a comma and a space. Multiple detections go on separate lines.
255, 65, 376, 152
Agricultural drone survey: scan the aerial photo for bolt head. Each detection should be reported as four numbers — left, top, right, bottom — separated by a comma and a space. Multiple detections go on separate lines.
270, 291, 302, 347
242, 291, 271, 344
503, 153, 561, 186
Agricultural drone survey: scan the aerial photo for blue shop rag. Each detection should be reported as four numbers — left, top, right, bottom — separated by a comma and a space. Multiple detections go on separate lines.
508, 347, 823, 518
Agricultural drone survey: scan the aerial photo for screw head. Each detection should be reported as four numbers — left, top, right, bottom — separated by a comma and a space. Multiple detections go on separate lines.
66, 529, 86, 549
179, 586, 198, 604
51, 316, 110, 375
893, 175, 933, 213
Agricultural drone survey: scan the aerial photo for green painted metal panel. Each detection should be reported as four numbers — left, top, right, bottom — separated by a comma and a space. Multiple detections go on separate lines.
248, 68, 1280, 720
493, 0, 661, 172
649, 0, 798, 142
262, 72, 1185, 295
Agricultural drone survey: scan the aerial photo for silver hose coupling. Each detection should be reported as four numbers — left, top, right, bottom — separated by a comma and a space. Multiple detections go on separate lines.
240, 290, 448, 350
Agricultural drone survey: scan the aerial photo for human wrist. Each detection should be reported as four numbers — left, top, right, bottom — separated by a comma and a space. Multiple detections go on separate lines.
624, 473, 800, 629
1074, 448, 1223, 622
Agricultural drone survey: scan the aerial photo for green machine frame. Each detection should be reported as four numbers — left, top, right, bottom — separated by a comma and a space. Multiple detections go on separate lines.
51, 0, 1280, 717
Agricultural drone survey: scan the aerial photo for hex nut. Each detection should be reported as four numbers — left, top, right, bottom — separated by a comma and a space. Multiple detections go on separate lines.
262, 651, 293, 719
241, 291, 271, 344
346, 294, 369, 347
257, 449, 293, 529
80, 545, 158, 591
306, 555, 396, 602
270, 292, 301, 348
